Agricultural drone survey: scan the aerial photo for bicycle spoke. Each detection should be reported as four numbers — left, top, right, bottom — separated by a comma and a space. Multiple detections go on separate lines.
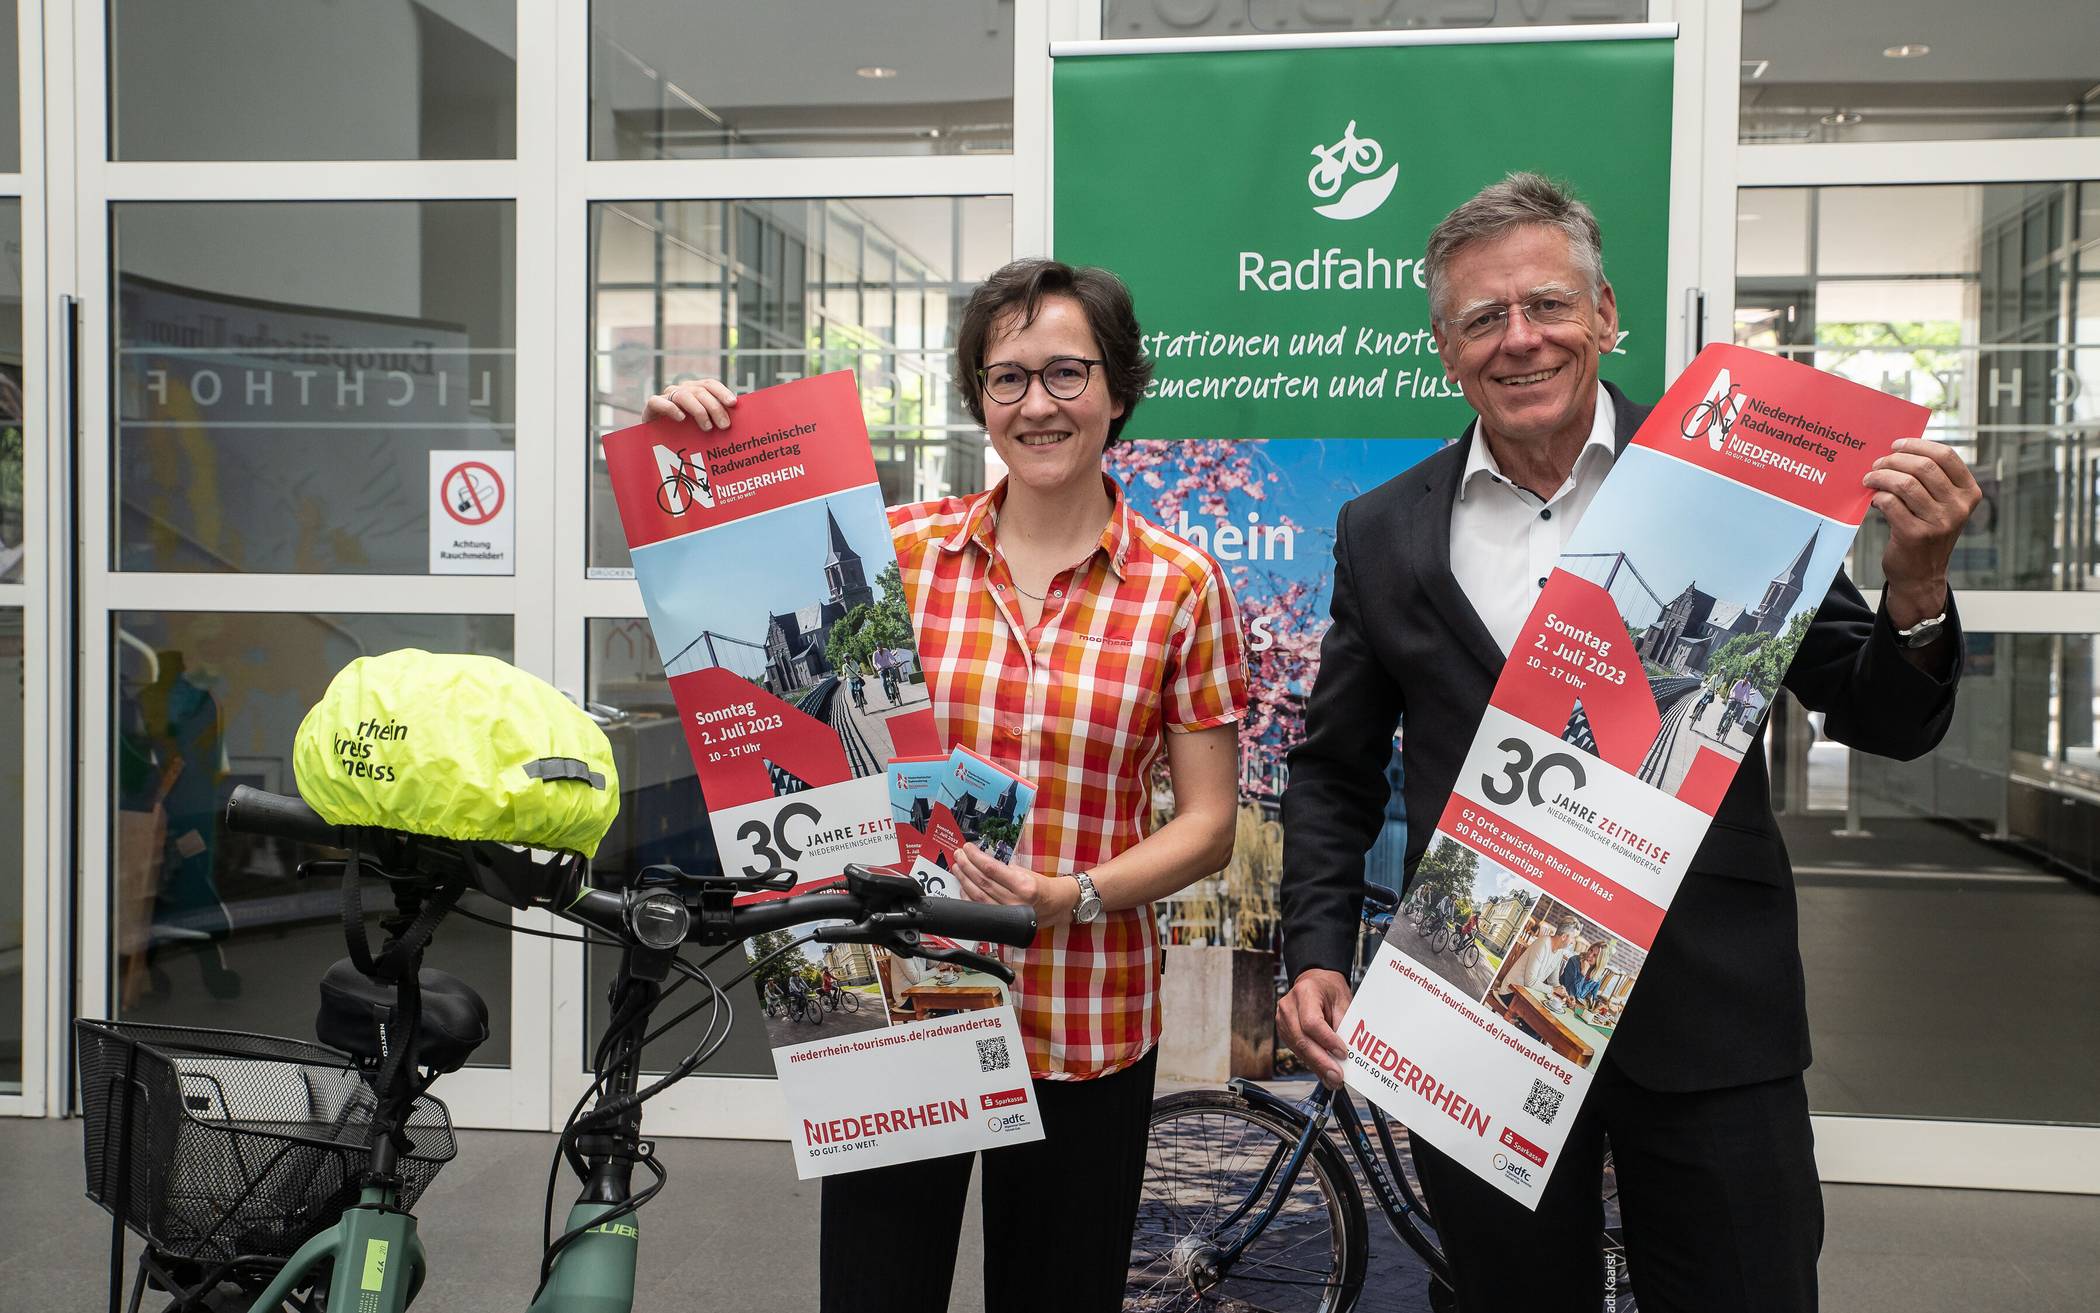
1131, 1100, 1354, 1313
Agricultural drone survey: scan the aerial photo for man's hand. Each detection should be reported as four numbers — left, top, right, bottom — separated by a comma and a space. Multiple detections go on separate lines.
1864, 437, 1982, 628
1276, 968, 1355, 1089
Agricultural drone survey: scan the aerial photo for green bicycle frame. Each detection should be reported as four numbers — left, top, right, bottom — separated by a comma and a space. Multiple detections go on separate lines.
240, 1185, 428, 1312
525, 1202, 640, 1313
234, 1186, 642, 1312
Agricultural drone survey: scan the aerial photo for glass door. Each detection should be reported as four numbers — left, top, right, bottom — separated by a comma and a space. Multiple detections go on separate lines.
0, 0, 49, 1118
64, 0, 553, 1128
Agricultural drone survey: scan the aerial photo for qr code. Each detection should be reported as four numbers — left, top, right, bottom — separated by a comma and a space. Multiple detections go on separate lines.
1523, 1078, 1565, 1125
976, 1036, 1011, 1073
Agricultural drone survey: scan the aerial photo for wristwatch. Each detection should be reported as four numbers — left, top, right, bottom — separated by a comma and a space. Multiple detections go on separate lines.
1894, 610, 1948, 650
1072, 871, 1103, 924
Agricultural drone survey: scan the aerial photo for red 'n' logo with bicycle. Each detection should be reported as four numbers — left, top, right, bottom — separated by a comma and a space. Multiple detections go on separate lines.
1680, 368, 1750, 452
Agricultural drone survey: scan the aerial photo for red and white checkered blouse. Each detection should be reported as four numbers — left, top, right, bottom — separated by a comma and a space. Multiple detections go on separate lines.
890, 475, 1248, 1081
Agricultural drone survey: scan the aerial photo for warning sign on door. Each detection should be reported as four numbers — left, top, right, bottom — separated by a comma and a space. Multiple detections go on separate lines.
429, 450, 515, 574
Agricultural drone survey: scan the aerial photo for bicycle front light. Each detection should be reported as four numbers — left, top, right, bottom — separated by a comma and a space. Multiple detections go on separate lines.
627, 892, 691, 949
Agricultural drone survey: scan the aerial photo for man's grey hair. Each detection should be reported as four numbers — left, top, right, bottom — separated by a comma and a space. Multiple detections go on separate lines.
1423, 172, 1606, 323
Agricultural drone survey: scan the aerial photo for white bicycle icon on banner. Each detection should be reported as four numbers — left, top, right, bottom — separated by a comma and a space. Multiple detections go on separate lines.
1307, 119, 1385, 198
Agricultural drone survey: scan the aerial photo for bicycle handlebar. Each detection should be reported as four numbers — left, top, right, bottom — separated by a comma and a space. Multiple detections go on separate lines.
222, 786, 1037, 966
224, 784, 347, 849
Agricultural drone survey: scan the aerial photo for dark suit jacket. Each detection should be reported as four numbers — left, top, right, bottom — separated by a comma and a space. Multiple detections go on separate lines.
1279, 382, 1963, 1093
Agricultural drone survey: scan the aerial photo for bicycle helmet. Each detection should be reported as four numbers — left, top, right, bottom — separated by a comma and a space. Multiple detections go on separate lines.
292, 649, 621, 857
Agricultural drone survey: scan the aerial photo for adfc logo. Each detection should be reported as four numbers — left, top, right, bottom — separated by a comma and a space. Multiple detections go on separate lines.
1307, 120, 1399, 221
651, 442, 714, 514
1680, 367, 1749, 452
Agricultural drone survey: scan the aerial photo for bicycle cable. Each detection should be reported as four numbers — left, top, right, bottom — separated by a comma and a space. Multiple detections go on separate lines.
538, 951, 732, 1269
450, 901, 625, 949
535, 982, 733, 1298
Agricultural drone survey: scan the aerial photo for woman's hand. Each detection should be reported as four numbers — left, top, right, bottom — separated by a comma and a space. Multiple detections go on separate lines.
950, 844, 1080, 929
642, 378, 740, 429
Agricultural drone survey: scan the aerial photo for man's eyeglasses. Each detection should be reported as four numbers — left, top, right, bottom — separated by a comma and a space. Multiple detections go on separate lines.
1446, 291, 1588, 345
979, 357, 1103, 404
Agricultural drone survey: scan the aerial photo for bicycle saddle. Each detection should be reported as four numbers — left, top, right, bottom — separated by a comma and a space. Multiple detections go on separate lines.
317, 957, 490, 1075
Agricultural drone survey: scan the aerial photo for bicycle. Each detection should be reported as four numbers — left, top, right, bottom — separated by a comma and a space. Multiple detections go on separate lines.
1127, 881, 1632, 1312
1306, 120, 1383, 199
820, 983, 861, 1015
793, 987, 824, 1025
79, 786, 1035, 1313
1446, 924, 1483, 972
652, 451, 710, 515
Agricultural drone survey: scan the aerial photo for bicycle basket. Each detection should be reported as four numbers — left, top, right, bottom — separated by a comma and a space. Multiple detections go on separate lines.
75, 1019, 457, 1264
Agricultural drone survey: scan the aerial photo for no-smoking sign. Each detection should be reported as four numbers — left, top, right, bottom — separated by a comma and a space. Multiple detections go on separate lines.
429, 450, 515, 574
442, 460, 506, 525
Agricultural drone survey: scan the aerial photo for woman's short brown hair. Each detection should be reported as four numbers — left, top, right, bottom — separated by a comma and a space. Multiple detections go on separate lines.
952, 258, 1153, 448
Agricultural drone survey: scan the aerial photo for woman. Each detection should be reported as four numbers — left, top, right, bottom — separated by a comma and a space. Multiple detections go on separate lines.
1560, 940, 1608, 1006
646, 257, 1248, 1312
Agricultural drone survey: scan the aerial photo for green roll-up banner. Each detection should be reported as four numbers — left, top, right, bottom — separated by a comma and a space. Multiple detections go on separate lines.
1049, 31, 1678, 973
1054, 31, 1675, 441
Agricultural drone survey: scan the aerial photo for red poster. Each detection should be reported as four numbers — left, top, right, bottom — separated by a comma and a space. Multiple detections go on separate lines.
603, 372, 940, 892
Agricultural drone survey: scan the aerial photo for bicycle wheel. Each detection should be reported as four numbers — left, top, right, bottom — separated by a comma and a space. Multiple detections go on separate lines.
1128, 1089, 1368, 1312
840, 991, 862, 1014
1458, 939, 1481, 970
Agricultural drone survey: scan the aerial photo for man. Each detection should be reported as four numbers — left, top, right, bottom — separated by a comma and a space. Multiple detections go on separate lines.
1504, 920, 1576, 1002
1276, 173, 1978, 1312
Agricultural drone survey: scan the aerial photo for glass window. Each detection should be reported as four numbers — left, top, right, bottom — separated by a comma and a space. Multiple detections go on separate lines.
584, 618, 774, 1076
1741, 0, 2100, 143
1101, 0, 1647, 40
109, 1, 516, 160
1734, 181, 2100, 594
587, 196, 1009, 574
111, 612, 517, 1065
1765, 632, 2100, 1125
114, 201, 516, 574
1, 199, 21, 584
0, 0, 18, 173
590, 1, 1012, 159
1, 607, 21, 1092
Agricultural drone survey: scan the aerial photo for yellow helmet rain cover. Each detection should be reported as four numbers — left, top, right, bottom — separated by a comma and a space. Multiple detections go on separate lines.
293, 650, 620, 857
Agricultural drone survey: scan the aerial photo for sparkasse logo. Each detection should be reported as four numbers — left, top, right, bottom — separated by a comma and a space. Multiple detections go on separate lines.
1307, 120, 1399, 221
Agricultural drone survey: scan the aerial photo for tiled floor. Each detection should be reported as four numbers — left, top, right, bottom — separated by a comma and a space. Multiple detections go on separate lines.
6, 1115, 2097, 1311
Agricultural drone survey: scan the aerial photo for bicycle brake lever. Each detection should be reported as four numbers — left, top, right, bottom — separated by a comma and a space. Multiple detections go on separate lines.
811, 922, 1018, 986
905, 939, 1015, 987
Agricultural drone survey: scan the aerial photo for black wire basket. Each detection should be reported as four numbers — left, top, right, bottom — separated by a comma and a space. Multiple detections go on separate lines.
75, 1019, 457, 1265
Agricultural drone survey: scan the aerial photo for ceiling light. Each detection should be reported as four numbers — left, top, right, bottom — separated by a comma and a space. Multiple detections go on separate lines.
1883, 43, 1930, 59
1820, 110, 1864, 126
1741, 59, 1771, 80
856, 66, 898, 80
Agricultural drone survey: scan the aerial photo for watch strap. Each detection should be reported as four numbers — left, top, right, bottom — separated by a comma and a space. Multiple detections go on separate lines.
1894, 610, 1948, 649
1073, 871, 1102, 923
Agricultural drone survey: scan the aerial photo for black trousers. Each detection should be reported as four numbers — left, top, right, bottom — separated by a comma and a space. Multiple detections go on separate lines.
818, 1046, 1157, 1313
1410, 1057, 1823, 1313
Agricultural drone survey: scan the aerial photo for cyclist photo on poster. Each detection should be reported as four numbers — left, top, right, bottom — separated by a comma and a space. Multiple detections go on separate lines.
748, 922, 894, 1046
1395, 837, 1540, 1001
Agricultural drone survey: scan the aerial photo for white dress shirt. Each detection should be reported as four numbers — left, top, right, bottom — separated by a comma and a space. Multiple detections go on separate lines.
1449, 385, 1618, 655
1512, 934, 1574, 996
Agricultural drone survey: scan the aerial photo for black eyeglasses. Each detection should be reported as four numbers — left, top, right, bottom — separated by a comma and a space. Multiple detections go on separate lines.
978, 357, 1103, 404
